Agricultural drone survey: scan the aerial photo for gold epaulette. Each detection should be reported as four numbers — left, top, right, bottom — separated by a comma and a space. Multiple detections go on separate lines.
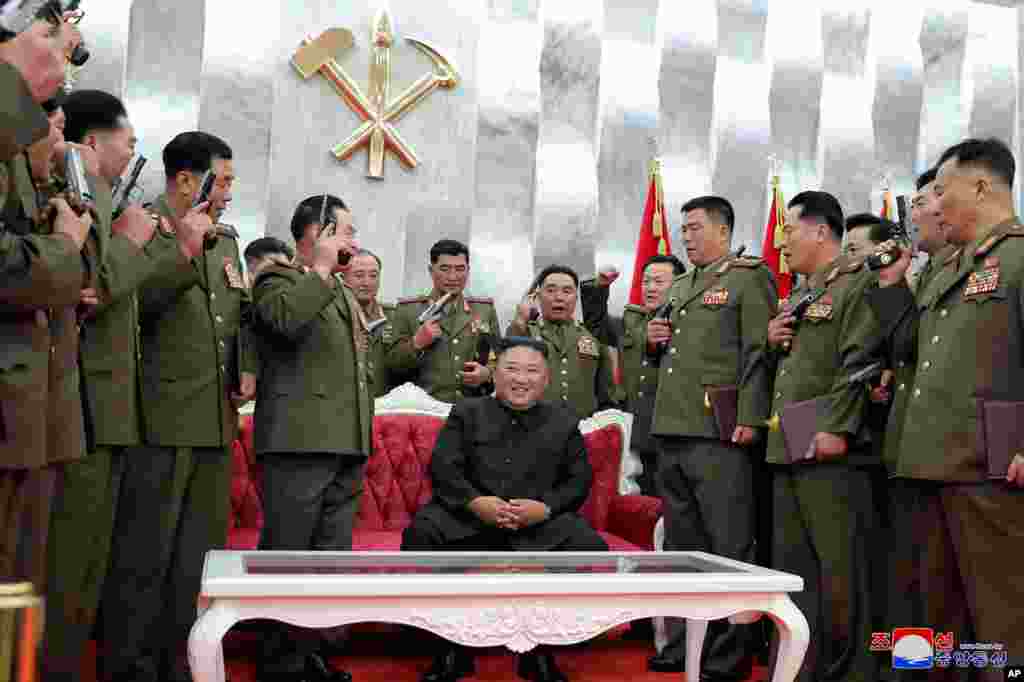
466, 295, 494, 305
730, 255, 764, 268
975, 222, 1024, 258
398, 295, 429, 305
214, 223, 239, 239
381, 301, 397, 312
624, 303, 647, 313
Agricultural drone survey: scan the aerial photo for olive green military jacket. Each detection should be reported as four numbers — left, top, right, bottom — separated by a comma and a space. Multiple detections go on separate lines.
506, 317, 614, 419
77, 178, 156, 447
0, 155, 85, 469
251, 263, 372, 456
879, 219, 1024, 482
0, 62, 49, 164
579, 278, 661, 451
386, 292, 500, 403
651, 254, 779, 440
366, 300, 397, 399
867, 245, 957, 473
765, 255, 880, 466
137, 195, 247, 448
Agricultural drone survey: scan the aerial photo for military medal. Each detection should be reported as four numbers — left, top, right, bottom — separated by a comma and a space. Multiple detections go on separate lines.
577, 335, 599, 358
223, 258, 245, 289
702, 288, 729, 306
964, 261, 1000, 298
805, 294, 833, 320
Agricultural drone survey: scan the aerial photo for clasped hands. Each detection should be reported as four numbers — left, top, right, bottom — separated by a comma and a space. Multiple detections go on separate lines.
469, 496, 548, 531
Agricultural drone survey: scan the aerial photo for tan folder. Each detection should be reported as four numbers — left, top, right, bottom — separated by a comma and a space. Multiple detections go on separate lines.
780, 396, 829, 464
981, 400, 1024, 479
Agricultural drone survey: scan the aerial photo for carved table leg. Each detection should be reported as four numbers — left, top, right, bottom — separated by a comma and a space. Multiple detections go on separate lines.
764, 595, 810, 682
188, 600, 239, 682
685, 617, 709, 680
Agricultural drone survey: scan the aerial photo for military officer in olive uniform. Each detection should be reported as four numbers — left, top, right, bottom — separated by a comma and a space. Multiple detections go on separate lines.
99, 132, 251, 682
344, 248, 397, 398
764, 191, 882, 682
645, 197, 778, 679
870, 139, 1024, 681
580, 255, 686, 495
0, 11, 92, 594
42, 89, 180, 682
388, 239, 500, 403
506, 265, 614, 419
251, 197, 370, 682
861, 169, 955, 656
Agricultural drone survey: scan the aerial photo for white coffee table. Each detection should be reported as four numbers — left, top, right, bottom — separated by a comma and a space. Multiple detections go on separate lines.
188, 551, 808, 681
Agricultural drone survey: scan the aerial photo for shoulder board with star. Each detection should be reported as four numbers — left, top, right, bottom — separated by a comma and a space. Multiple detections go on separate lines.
466, 295, 494, 306
214, 223, 239, 239
944, 248, 963, 266
825, 258, 865, 284
673, 271, 688, 282
975, 223, 1024, 258
398, 295, 429, 305
729, 255, 765, 268
624, 303, 648, 315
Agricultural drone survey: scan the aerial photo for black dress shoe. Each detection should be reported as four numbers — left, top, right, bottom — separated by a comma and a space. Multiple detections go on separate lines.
421, 647, 475, 682
305, 653, 353, 682
516, 649, 568, 682
647, 652, 684, 673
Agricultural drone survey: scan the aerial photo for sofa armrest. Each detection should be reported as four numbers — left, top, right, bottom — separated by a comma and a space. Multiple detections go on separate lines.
605, 494, 662, 550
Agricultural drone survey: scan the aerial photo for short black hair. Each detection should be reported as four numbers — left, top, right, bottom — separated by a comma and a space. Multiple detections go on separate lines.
788, 191, 844, 241
244, 237, 293, 264
0, 1, 63, 42
682, 195, 735, 233
429, 239, 469, 264
937, 137, 1015, 188
162, 131, 233, 179
915, 167, 937, 191
536, 264, 579, 290
62, 90, 128, 143
497, 336, 548, 359
643, 254, 685, 277
289, 194, 348, 243
845, 213, 898, 245
353, 248, 382, 270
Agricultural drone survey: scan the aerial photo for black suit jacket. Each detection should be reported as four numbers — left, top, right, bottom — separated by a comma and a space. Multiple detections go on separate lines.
419, 396, 594, 548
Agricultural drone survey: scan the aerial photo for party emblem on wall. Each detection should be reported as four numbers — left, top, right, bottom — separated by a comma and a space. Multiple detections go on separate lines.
291, 6, 461, 179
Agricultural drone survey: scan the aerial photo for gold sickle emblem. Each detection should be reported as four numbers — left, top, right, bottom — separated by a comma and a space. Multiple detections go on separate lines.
291, 6, 461, 179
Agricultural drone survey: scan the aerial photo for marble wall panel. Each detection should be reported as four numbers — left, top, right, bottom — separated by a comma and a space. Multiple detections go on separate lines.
122, 0, 205, 206
710, 0, 771, 253
871, 2, 925, 201
71, 0, 133, 98
75, 0, 1023, 320
964, 3, 1017, 147
818, 7, 877, 218
595, 0, 660, 314
469, 0, 541, 325
197, 0, 278, 246
918, 4, 970, 168
532, 0, 603, 279
766, 2, 824, 203
656, 0, 717, 248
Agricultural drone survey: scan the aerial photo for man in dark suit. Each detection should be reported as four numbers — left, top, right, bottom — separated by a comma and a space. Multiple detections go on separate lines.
403, 336, 608, 682
250, 197, 371, 682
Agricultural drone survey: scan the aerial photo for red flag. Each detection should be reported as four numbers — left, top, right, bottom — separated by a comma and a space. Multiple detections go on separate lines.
628, 160, 672, 306
881, 188, 893, 220
761, 177, 793, 300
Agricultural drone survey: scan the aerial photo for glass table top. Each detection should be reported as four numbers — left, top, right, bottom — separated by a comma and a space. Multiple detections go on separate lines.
243, 553, 747, 576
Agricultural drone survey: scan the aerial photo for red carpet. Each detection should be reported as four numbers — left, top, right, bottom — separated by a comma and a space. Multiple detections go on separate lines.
82, 629, 770, 681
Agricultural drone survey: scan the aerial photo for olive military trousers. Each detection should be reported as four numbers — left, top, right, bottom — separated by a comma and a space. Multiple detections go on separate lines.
43, 446, 129, 682
98, 445, 230, 682
769, 463, 880, 682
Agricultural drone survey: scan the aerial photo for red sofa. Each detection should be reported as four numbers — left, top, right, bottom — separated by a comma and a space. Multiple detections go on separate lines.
229, 384, 662, 552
